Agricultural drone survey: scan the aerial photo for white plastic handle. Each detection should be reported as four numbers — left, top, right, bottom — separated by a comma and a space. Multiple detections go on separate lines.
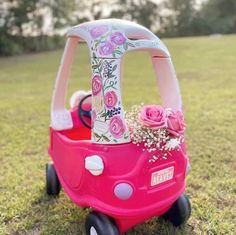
51, 37, 78, 130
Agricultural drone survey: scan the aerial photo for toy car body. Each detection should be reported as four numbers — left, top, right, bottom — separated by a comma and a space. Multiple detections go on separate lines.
47, 19, 191, 235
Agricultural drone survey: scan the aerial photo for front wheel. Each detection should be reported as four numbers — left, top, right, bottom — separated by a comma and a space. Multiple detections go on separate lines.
161, 193, 191, 226
85, 211, 120, 235
45, 163, 61, 196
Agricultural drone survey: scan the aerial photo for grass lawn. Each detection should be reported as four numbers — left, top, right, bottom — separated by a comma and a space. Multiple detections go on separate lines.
0, 34, 236, 235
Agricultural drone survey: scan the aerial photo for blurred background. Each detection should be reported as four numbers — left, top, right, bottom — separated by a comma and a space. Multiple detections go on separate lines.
1, 0, 236, 56
0, 1, 236, 235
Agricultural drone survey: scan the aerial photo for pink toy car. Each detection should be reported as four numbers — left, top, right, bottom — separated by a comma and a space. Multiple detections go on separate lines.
46, 19, 191, 235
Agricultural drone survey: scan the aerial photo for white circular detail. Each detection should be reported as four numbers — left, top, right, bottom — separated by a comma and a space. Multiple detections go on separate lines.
114, 183, 133, 200
90, 226, 98, 235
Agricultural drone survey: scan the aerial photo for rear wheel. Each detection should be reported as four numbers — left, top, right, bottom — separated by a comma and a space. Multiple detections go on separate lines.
85, 211, 120, 235
46, 163, 61, 196
162, 193, 191, 226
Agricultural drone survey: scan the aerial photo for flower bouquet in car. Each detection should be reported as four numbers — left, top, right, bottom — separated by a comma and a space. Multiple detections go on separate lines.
126, 104, 186, 162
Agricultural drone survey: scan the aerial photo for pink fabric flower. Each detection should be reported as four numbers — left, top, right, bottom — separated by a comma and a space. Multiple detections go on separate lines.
109, 116, 125, 138
104, 91, 118, 109
167, 111, 186, 136
92, 75, 102, 96
110, 32, 126, 45
90, 25, 109, 39
99, 41, 113, 56
139, 105, 167, 129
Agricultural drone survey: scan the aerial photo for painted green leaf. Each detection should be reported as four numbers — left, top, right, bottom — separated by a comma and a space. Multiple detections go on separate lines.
92, 65, 98, 70
124, 134, 129, 139
93, 57, 98, 64
112, 64, 117, 72
100, 35, 106, 40
127, 42, 135, 47
100, 112, 106, 117
98, 60, 103, 67
123, 43, 128, 50
102, 135, 110, 142
113, 50, 122, 55
94, 132, 101, 138
95, 40, 101, 47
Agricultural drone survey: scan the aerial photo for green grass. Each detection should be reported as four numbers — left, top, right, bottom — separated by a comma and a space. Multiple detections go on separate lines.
0, 34, 236, 235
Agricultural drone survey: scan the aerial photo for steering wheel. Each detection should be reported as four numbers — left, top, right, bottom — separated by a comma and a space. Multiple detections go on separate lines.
78, 94, 92, 129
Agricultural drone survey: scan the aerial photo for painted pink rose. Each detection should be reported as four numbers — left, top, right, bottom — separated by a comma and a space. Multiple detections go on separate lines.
167, 111, 186, 136
109, 116, 125, 138
92, 75, 102, 96
104, 91, 118, 109
110, 32, 126, 45
139, 105, 167, 129
90, 25, 109, 39
99, 41, 113, 56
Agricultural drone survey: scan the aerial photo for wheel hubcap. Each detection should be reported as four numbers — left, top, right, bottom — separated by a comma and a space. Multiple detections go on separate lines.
90, 226, 98, 235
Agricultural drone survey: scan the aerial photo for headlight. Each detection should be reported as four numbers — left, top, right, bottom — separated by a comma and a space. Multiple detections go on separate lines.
114, 182, 133, 200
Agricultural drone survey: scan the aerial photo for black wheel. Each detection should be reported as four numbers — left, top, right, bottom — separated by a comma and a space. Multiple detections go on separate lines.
85, 211, 120, 235
46, 163, 61, 196
161, 193, 191, 227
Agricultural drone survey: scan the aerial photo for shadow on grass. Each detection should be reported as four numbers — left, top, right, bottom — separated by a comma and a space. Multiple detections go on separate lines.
125, 218, 193, 235
20, 188, 194, 235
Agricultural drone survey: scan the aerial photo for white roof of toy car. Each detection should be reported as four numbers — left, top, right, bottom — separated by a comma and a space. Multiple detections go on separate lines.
67, 19, 170, 57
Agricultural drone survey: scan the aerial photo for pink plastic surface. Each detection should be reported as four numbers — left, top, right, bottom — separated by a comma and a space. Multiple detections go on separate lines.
48, 113, 188, 232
